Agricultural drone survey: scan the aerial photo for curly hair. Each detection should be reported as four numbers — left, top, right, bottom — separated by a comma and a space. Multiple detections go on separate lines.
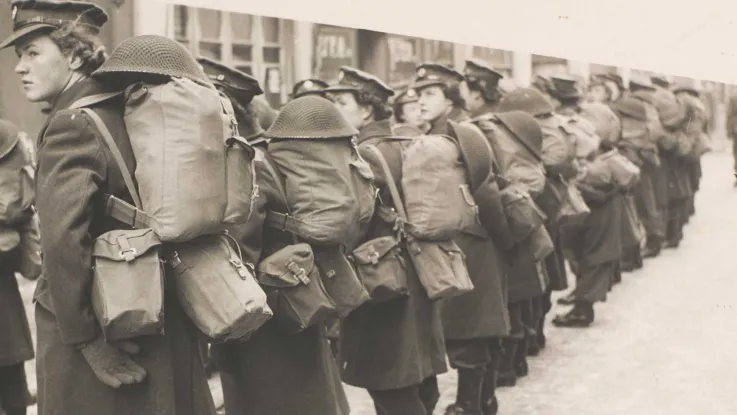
393, 99, 408, 123
354, 90, 393, 122
49, 23, 107, 75
439, 83, 466, 110
465, 79, 502, 105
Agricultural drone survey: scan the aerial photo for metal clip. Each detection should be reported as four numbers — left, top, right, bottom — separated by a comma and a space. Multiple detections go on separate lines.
287, 260, 310, 284
230, 259, 249, 280
368, 245, 380, 265
168, 251, 182, 268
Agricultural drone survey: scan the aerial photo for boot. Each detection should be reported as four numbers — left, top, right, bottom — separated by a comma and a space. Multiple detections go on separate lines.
514, 336, 529, 378
642, 236, 662, 258
496, 338, 518, 387
481, 358, 500, 415
537, 318, 547, 350
444, 367, 485, 415
552, 302, 594, 328
557, 292, 576, 305
526, 327, 540, 357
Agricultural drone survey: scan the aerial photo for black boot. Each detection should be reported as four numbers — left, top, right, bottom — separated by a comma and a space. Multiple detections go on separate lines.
552, 302, 594, 328
444, 367, 485, 415
481, 358, 500, 415
514, 336, 529, 378
557, 292, 576, 305
643, 236, 662, 258
496, 338, 518, 387
525, 327, 540, 357
537, 317, 547, 350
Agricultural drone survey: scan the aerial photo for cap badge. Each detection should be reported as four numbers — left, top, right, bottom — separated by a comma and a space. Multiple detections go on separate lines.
304, 80, 314, 89
338, 71, 345, 81
406, 89, 416, 97
417, 68, 426, 77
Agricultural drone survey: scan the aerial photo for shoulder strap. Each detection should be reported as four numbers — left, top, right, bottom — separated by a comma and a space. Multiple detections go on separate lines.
79, 108, 153, 230
79, 108, 141, 209
68, 92, 123, 110
365, 144, 407, 222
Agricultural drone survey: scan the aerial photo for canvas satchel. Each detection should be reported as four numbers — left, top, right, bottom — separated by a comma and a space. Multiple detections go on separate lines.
262, 154, 367, 320
365, 145, 474, 301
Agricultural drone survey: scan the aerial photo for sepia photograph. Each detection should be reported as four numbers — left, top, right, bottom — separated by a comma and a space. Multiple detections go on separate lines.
0, 0, 735, 414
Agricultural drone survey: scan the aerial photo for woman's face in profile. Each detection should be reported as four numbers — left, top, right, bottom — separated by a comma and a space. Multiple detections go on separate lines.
14, 34, 75, 103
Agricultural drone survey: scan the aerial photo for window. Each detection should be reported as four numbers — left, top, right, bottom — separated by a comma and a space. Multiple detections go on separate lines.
472, 46, 512, 70
169, 7, 287, 104
423, 40, 455, 67
387, 35, 422, 86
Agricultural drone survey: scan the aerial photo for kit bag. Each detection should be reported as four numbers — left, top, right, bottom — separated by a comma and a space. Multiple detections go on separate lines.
265, 136, 376, 250
262, 153, 367, 319
71, 77, 260, 243
257, 243, 337, 334
81, 108, 270, 342
167, 232, 272, 342
366, 144, 474, 301
650, 87, 688, 130
90, 228, 166, 342
400, 134, 479, 241
348, 235, 410, 303
579, 102, 622, 147
599, 149, 641, 188
501, 186, 547, 243
0, 141, 34, 225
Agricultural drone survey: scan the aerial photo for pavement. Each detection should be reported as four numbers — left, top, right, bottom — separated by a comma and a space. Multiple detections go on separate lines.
16, 136, 737, 415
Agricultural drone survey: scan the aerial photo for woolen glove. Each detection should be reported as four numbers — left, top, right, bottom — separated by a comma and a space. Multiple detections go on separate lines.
79, 336, 147, 388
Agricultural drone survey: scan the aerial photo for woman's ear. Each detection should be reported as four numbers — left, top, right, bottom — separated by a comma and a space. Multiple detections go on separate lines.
360, 104, 374, 122
68, 54, 83, 71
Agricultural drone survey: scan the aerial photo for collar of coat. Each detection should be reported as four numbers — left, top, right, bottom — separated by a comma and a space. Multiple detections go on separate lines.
37, 77, 118, 147
357, 119, 393, 144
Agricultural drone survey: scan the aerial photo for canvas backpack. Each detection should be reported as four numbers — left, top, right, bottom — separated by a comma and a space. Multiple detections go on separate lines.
650, 87, 688, 131
264, 136, 377, 251
398, 132, 480, 241
69, 76, 259, 243
0, 140, 34, 226
579, 101, 622, 148
555, 113, 601, 162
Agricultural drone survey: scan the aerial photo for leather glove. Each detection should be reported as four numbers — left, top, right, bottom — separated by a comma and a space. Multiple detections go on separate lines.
79, 336, 147, 388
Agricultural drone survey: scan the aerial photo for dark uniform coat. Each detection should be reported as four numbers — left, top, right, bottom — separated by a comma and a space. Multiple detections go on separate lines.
0, 253, 34, 368
32, 77, 216, 415
432, 117, 517, 340
465, 112, 549, 304
212, 140, 350, 415
338, 119, 448, 391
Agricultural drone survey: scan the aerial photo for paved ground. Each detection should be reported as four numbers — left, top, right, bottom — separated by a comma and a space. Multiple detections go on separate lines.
17, 138, 737, 415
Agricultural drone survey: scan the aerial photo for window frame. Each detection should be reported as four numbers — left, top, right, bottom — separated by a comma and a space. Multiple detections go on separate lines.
168, 5, 290, 104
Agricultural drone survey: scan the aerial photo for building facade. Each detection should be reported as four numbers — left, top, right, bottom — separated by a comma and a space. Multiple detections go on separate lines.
0, 0, 727, 132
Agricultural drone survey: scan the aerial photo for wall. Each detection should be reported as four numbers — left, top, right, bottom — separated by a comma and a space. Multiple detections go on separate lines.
0, 0, 133, 141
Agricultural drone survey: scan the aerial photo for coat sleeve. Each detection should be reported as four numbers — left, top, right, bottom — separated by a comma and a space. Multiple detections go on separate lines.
36, 110, 106, 346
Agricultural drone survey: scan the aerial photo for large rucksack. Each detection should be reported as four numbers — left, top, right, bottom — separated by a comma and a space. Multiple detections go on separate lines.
650, 87, 688, 130
264, 137, 377, 250
70, 77, 258, 242
0, 136, 34, 226
579, 101, 622, 148
70, 76, 269, 342
555, 113, 601, 162
399, 133, 480, 241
